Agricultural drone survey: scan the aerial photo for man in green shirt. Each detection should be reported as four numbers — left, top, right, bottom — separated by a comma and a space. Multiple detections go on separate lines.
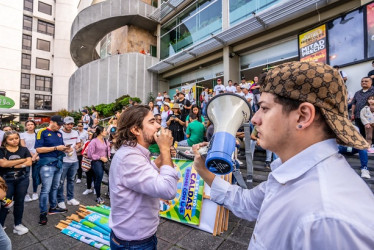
178, 113, 205, 146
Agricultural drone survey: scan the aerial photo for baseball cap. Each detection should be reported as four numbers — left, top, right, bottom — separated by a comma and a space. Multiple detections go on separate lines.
82, 109, 88, 113
241, 76, 246, 80
51, 115, 64, 126
164, 102, 171, 107
64, 116, 74, 124
260, 61, 369, 150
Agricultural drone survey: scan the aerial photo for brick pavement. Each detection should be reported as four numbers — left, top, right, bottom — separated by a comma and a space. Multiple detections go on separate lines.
5, 152, 373, 250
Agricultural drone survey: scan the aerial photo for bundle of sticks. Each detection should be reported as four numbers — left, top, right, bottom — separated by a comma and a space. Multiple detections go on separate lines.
55, 205, 111, 249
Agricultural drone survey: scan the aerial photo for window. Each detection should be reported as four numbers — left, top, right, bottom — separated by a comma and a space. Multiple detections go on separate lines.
21, 73, 30, 89
35, 75, 52, 92
36, 39, 50, 51
37, 20, 54, 36
150, 45, 157, 57
24, 0, 33, 12
22, 54, 31, 70
23, 15, 32, 31
328, 8, 364, 66
22, 34, 32, 50
35, 94, 52, 110
38, 2, 52, 15
20, 93, 30, 109
36, 58, 50, 70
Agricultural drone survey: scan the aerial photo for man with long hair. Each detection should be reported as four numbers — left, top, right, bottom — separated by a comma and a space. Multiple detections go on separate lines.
109, 105, 178, 249
193, 61, 374, 249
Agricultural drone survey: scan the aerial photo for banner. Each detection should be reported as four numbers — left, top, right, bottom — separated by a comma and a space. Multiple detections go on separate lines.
299, 24, 327, 63
159, 158, 204, 225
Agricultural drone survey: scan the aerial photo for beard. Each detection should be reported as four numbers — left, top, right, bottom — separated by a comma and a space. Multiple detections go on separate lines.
143, 131, 156, 145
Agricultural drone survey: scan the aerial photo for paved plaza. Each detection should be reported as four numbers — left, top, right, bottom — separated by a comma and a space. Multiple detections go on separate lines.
4, 152, 373, 250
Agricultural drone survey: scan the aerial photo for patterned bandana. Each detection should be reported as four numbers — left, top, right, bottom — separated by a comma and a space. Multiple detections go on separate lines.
260, 61, 369, 150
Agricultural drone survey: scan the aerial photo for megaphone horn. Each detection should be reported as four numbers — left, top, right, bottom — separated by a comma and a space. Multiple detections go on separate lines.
205, 93, 252, 174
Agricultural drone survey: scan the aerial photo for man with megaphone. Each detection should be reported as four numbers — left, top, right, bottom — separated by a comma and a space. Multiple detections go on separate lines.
192, 61, 374, 249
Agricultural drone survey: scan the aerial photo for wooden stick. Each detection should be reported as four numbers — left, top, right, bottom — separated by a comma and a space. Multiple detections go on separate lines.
67, 214, 81, 222
56, 222, 68, 230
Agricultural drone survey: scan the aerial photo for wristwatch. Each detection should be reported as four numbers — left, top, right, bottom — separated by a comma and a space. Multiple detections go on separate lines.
54, 146, 57, 151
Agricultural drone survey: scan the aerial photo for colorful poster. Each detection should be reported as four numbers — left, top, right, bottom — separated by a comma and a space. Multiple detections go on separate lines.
159, 158, 204, 225
367, 3, 374, 58
299, 24, 327, 63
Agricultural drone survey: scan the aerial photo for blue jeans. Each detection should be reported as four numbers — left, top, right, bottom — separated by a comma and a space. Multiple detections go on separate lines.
338, 146, 368, 170
31, 162, 39, 192
110, 232, 157, 250
202, 101, 207, 117
91, 160, 104, 198
57, 161, 79, 202
0, 226, 11, 250
0, 173, 29, 226
39, 165, 62, 213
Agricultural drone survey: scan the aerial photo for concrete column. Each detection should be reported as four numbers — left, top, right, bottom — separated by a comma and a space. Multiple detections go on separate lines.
223, 46, 240, 85
222, 0, 229, 30
157, 24, 161, 60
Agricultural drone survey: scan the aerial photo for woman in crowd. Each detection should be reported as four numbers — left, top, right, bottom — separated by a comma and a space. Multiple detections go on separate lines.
0, 177, 11, 250
20, 120, 39, 202
149, 101, 160, 115
161, 102, 173, 128
0, 131, 32, 235
360, 95, 374, 146
185, 104, 205, 127
81, 132, 96, 195
86, 126, 110, 204
166, 105, 185, 143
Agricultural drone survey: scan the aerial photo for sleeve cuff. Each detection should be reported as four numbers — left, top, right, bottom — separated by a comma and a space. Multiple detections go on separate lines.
210, 176, 231, 205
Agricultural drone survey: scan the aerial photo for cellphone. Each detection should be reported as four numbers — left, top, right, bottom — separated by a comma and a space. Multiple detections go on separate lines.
65, 144, 72, 147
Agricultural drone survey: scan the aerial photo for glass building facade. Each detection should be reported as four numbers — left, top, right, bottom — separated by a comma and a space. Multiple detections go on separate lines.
160, 0, 283, 59
160, 0, 222, 59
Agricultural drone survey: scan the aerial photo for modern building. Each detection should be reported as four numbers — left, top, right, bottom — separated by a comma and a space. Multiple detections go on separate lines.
0, 0, 78, 120
68, 0, 374, 111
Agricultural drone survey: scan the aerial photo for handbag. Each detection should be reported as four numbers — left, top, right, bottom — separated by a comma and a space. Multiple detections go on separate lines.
81, 156, 92, 172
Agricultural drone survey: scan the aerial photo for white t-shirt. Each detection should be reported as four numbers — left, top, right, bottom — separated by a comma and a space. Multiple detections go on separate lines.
236, 92, 245, 97
60, 129, 81, 163
156, 96, 163, 106
226, 85, 236, 93
77, 129, 88, 145
245, 92, 254, 106
214, 84, 226, 95
83, 114, 90, 129
161, 110, 173, 128
20, 132, 36, 154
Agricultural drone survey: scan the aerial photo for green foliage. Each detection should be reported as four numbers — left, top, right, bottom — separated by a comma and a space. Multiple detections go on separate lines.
68, 95, 142, 120
57, 109, 70, 117
147, 92, 155, 103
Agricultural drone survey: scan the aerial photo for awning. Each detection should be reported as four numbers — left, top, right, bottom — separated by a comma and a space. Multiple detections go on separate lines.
0, 108, 58, 116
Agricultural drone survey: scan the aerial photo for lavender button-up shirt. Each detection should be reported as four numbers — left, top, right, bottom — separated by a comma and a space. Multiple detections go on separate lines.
109, 143, 179, 241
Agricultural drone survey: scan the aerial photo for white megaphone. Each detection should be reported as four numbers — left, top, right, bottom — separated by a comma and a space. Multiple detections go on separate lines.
204, 93, 252, 175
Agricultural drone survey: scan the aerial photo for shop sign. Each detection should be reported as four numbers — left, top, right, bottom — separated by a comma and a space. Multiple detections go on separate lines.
0, 96, 15, 109
299, 24, 327, 63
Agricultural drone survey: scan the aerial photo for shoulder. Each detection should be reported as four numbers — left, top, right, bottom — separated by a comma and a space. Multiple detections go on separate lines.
36, 128, 47, 139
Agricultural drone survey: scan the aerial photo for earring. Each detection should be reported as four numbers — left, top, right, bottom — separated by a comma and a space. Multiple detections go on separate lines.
297, 124, 302, 129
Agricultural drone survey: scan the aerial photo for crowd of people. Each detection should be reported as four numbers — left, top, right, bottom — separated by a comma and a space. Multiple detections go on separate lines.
0, 61, 373, 249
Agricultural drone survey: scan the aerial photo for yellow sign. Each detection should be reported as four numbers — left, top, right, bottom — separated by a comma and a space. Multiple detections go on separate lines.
299, 24, 327, 63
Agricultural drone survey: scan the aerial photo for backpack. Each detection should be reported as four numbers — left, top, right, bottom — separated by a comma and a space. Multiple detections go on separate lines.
88, 115, 93, 127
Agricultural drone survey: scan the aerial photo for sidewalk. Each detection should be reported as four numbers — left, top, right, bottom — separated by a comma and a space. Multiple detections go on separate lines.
5, 152, 373, 249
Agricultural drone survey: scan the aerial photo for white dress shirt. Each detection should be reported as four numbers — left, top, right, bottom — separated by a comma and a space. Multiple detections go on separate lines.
211, 139, 374, 249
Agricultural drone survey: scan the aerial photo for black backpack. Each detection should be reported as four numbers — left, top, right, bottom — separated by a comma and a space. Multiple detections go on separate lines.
88, 116, 94, 127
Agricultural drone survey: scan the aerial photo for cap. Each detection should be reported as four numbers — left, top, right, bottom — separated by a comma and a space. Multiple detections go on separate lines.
164, 102, 171, 107
178, 92, 185, 96
82, 109, 88, 113
261, 61, 369, 150
64, 116, 74, 124
51, 115, 64, 126
241, 77, 246, 80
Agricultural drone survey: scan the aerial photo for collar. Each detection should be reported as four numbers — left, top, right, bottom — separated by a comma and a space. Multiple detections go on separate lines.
270, 139, 338, 184
135, 143, 150, 158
